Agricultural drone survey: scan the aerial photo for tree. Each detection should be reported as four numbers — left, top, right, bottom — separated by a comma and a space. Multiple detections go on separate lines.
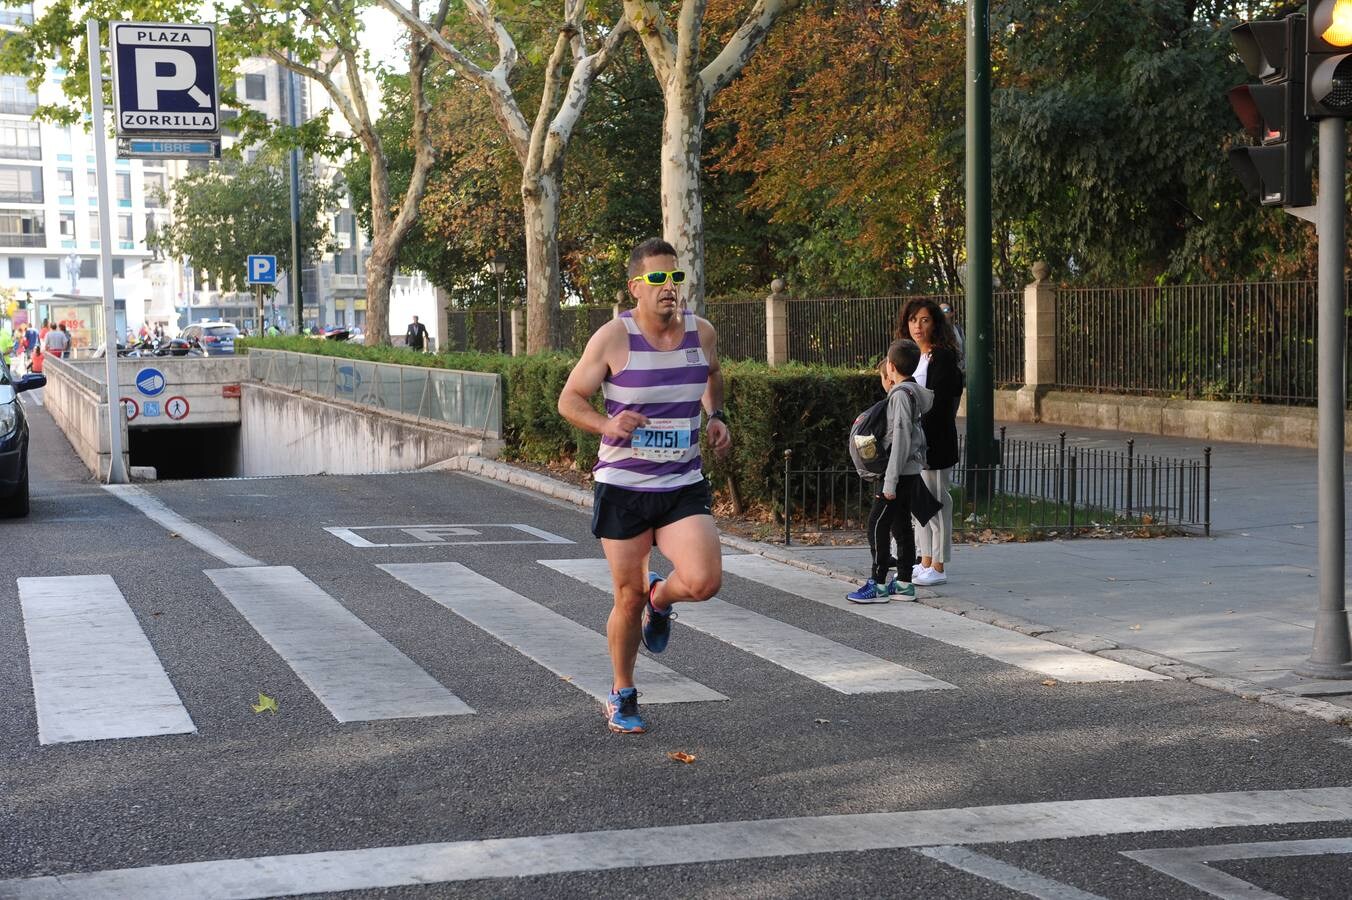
380, 0, 630, 352
622, 0, 798, 314
149, 156, 339, 307
224, 0, 451, 345
711, 0, 968, 295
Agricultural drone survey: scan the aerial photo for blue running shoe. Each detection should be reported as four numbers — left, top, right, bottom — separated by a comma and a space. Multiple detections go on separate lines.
606, 687, 645, 734
641, 572, 676, 653
847, 579, 890, 604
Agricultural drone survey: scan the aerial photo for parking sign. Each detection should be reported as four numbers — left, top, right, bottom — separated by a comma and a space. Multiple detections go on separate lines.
110, 22, 219, 136
247, 255, 277, 285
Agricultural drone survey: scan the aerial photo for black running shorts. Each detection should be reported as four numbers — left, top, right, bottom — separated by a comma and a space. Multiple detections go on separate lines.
591, 478, 714, 540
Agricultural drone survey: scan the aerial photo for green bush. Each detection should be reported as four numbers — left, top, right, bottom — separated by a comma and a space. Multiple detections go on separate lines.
239, 338, 881, 511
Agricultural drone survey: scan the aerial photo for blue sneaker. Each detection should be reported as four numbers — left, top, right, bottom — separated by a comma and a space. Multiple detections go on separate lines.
847, 579, 890, 604
606, 687, 646, 734
641, 572, 676, 653
886, 579, 916, 598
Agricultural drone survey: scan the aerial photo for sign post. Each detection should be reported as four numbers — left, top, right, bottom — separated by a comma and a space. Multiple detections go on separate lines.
87, 20, 127, 484
247, 255, 277, 332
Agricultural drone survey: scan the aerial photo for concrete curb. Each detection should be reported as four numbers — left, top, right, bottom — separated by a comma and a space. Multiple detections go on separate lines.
440, 455, 1352, 730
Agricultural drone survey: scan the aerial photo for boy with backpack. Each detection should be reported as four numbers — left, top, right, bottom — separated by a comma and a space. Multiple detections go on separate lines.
846, 338, 934, 603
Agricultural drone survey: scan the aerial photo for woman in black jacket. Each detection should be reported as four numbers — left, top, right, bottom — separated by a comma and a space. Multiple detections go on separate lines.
894, 298, 964, 585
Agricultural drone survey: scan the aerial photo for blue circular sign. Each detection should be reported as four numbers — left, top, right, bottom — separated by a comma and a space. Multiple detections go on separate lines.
136, 367, 166, 397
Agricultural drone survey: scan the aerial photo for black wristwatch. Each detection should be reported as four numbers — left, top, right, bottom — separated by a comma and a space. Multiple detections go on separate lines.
708, 409, 728, 425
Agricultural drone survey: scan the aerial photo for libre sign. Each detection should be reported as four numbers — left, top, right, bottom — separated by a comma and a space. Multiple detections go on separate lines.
110, 22, 219, 136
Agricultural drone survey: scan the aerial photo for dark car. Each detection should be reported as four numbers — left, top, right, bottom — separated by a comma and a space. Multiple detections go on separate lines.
183, 321, 239, 355
0, 359, 47, 518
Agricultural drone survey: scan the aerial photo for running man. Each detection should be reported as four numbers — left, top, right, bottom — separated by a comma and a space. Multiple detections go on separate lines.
558, 238, 732, 734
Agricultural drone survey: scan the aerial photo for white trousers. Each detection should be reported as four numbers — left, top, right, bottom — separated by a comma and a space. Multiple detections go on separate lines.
913, 467, 953, 564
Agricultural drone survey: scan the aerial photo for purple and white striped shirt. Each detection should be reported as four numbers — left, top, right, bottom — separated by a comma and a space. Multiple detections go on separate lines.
593, 310, 708, 492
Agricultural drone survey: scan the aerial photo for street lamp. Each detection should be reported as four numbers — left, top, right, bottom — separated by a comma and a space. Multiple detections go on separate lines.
490, 256, 507, 353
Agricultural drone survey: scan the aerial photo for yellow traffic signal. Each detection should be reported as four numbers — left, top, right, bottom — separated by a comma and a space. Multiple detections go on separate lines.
1319, 0, 1352, 47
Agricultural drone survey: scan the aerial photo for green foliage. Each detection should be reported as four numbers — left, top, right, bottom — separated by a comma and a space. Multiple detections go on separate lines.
149, 155, 338, 292
239, 337, 879, 511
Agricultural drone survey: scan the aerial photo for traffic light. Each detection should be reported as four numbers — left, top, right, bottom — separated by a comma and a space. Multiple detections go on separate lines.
1307, 1, 1352, 117
1227, 14, 1312, 207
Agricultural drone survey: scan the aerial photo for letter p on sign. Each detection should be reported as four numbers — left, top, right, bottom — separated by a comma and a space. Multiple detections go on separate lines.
247, 255, 277, 285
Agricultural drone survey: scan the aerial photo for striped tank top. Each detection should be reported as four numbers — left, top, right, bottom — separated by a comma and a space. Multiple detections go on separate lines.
593, 310, 707, 491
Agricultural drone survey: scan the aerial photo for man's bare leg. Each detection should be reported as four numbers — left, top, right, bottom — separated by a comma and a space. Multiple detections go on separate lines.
652, 514, 722, 608
601, 530, 653, 690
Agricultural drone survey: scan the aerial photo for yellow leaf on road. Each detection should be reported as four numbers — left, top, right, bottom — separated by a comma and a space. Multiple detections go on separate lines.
1040, 679, 1057, 687
667, 751, 696, 764
252, 693, 278, 714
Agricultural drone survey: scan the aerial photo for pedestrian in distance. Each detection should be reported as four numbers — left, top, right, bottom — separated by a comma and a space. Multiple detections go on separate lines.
405, 315, 429, 352
43, 323, 69, 359
0, 327, 13, 368
895, 297, 964, 587
557, 237, 732, 735
847, 339, 933, 603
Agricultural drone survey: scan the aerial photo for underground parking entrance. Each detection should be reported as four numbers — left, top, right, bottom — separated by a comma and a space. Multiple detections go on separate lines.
128, 424, 241, 480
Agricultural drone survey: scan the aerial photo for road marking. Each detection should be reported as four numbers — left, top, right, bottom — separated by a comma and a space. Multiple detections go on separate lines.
542, 558, 956, 695
205, 567, 472, 722
915, 846, 1107, 899
379, 562, 725, 705
326, 523, 573, 548
104, 484, 263, 567
18, 575, 195, 745
722, 556, 1168, 683
1122, 837, 1352, 900
4, 788, 1350, 898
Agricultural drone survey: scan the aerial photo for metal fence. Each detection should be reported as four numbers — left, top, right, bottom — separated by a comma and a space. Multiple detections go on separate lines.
558, 306, 615, 355
444, 308, 506, 354
249, 348, 502, 438
1056, 280, 1350, 406
780, 430, 1210, 544
771, 292, 1024, 382
704, 300, 766, 361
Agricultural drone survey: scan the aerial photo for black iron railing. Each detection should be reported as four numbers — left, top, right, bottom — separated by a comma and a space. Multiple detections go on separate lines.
780, 430, 1211, 544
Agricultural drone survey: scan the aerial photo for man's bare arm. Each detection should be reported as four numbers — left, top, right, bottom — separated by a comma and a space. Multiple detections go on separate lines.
558, 322, 648, 441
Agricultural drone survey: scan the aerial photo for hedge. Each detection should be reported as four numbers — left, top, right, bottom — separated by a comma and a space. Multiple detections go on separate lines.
239, 337, 882, 513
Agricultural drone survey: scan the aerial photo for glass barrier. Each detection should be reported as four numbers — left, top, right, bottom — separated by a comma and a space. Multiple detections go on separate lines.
249, 349, 502, 437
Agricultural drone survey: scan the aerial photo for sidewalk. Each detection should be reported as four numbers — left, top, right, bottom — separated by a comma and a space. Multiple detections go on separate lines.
782, 419, 1352, 702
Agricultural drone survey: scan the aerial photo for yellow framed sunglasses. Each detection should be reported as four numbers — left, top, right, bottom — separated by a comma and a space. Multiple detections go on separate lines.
629, 269, 687, 286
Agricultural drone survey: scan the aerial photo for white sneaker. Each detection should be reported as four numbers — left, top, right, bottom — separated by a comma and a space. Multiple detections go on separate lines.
913, 567, 948, 586
911, 564, 925, 580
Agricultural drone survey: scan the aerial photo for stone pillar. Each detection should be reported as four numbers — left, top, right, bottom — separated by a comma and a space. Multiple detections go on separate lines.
510, 303, 526, 356
765, 278, 789, 367
435, 286, 451, 355
1016, 261, 1055, 422
612, 289, 625, 319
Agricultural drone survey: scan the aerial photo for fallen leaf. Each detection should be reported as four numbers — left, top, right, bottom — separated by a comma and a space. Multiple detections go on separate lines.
667, 751, 696, 764
1106, 577, 1117, 582
814, 718, 830, 725
1040, 679, 1058, 687
559, 675, 573, 682
1129, 624, 1142, 631
168, 532, 179, 538
251, 693, 278, 715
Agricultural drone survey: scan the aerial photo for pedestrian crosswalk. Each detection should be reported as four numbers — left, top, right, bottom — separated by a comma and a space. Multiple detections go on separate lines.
10, 554, 1168, 746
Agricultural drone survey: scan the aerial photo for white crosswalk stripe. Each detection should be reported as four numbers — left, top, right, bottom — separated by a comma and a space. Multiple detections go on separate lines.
18, 575, 196, 745
205, 566, 474, 722
721, 555, 1169, 684
542, 558, 956, 695
9, 552, 1182, 746
379, 562, 727, 704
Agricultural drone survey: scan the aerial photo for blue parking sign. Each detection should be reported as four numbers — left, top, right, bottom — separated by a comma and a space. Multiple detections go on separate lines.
247, 255, 277, 285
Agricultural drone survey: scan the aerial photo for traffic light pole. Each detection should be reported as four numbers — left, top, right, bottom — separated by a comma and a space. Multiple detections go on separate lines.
965, 0, 995, 475
1296, 116, 1352, 679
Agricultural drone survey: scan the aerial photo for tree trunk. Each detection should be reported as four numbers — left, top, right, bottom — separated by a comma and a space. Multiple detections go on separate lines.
365, 243, 398, 347
523, 171, 563, 353
661, 83, 708, 316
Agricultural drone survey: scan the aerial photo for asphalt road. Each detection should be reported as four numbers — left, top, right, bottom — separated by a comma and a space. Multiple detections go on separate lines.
1, 396, 1350, 899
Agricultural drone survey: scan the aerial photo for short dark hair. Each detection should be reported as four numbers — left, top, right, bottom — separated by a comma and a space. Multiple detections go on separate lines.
628, 238, 678, 277
888, 338, 921, 376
